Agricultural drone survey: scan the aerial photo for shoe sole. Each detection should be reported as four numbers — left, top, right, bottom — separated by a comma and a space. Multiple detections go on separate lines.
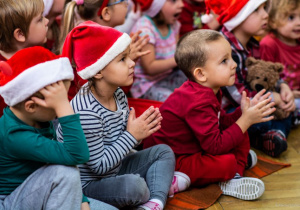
219, 177, 265, 200
174, 171, 191, 188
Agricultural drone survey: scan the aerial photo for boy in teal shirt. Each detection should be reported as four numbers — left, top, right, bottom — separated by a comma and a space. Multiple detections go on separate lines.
0, 46, 89, 209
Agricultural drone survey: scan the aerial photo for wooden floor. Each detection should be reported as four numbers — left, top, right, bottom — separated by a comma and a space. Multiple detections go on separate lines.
207, 126, 300, 210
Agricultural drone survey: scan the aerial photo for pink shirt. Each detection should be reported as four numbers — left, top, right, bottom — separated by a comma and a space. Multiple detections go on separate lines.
260, 33, 300, 90
130, 15, 180, 98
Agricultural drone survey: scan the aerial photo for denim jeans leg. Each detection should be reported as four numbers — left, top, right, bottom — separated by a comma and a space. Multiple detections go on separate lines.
0, 165, 82, 210
83, 144, 175, 208
119, 144, 175, 205
83, 174, 150, 208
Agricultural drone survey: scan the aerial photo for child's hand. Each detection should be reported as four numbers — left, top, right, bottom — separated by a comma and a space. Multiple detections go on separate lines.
280, 83, 296, 112
127, 106, 162, 142
293, 90, 300, 98
250, 89, 271, 107
31, 81, 74, 118
129, 30, 150, 61
237, 91, 275, 133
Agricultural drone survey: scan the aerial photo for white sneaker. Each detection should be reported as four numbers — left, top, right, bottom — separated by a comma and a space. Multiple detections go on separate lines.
219, 176, 265, 200
168, 171, 191, 197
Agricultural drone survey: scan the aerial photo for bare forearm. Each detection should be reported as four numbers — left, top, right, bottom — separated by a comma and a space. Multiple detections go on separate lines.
142, 57, 177, 76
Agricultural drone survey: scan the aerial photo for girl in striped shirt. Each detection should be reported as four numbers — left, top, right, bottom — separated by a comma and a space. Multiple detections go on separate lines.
60, 21, 190, 210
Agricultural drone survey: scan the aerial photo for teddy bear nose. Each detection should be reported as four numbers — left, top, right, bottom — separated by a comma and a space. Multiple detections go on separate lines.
255, 84, 265, 92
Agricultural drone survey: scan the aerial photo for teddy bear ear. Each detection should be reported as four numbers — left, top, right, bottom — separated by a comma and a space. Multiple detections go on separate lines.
245, 57, 257, 67
273, 62, 284, 73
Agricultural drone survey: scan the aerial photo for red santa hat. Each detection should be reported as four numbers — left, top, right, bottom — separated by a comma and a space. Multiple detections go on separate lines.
0, 46, 74, 106
205, 0, 267, 31
62, 21, 131, 80
132, 0, 166, 17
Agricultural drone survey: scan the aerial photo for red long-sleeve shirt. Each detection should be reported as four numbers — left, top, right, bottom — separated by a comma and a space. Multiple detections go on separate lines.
144, 80, 245, 156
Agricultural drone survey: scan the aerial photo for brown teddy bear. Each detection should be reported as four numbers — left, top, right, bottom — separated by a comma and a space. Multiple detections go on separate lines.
245, 57, 285, 120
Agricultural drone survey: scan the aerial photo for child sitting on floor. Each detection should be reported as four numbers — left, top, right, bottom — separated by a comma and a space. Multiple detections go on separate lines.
144, 29, 276, 200
130, 0, 187, 102
0, 46, 88, 209
60, 21, 190, 210
260, 0, 300, 125
206, 0, 295, 157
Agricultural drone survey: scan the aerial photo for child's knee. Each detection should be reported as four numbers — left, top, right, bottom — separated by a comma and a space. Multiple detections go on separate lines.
122, 174, 150, 205
47, 165, 81, 184
219, 154, 237, 180
152, 144, 175, 163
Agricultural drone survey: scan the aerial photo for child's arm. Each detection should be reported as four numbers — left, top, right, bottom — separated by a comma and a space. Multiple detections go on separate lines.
7, 81, 89, 165
140, 43, 177, 76
236, 91, 275, 133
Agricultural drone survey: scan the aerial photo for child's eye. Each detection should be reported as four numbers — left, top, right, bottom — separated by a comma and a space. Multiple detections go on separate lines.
288, 15, 295, 21
221, 59, 227, 64
120, 56, 126, 62
39, 16, 44, 21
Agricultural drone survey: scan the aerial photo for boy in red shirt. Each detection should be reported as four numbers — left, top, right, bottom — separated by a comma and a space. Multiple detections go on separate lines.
144, 29, 276, 200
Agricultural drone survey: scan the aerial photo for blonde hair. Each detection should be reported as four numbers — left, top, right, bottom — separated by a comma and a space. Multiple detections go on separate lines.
58, 0, 108, 53
268, 0, 300, 33
0, 0, 44, 52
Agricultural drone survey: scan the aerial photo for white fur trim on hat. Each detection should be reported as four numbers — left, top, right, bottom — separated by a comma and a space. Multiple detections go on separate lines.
224, 0, 267, 31
43, 0, 54, 16
77, 33, 132, 80
144, 0, 166, 18
0, 58, 74, 106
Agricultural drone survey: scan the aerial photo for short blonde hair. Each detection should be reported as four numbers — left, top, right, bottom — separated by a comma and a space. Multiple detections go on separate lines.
0, 0, 44, 52
268, 0, 300, 33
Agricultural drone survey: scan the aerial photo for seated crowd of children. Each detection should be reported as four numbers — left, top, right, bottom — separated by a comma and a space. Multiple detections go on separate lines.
0, 0, 299, 209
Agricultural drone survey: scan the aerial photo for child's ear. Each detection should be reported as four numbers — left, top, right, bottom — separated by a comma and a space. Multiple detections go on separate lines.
24, 100, 37, 113
193, 67, 207, 82
93, 72, 103, 79
13, 28, 26, 43
100, 7, 112, 22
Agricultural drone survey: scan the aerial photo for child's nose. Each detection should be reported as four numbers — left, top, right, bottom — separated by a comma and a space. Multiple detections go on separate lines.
261, 9, 269, 19
129, 59, 135, 68
45, 17, 49, 26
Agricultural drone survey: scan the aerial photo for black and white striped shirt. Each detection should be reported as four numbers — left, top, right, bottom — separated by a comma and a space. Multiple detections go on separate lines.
58, 85, 137, 187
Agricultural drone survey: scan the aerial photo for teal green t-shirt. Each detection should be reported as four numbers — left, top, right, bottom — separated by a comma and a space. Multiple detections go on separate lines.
0, 107, 89, 195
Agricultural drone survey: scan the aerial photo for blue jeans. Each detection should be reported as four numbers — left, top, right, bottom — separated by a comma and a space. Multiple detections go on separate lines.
248, 114, 292, 137
0, 165, 82, 210
83, 144, 175, 208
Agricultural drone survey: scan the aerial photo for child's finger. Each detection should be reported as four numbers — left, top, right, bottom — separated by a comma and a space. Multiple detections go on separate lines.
262, 106, 276, 116
137, 50, 151, 57
31, 97, 47, 107
145, 108, 160, 124
148, 124, 161, 135
147, 115, 163, 128
256, 89, 266, 98
140, 106, 155, 120
260, 115, 274, 122
128, 107, 136, 122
